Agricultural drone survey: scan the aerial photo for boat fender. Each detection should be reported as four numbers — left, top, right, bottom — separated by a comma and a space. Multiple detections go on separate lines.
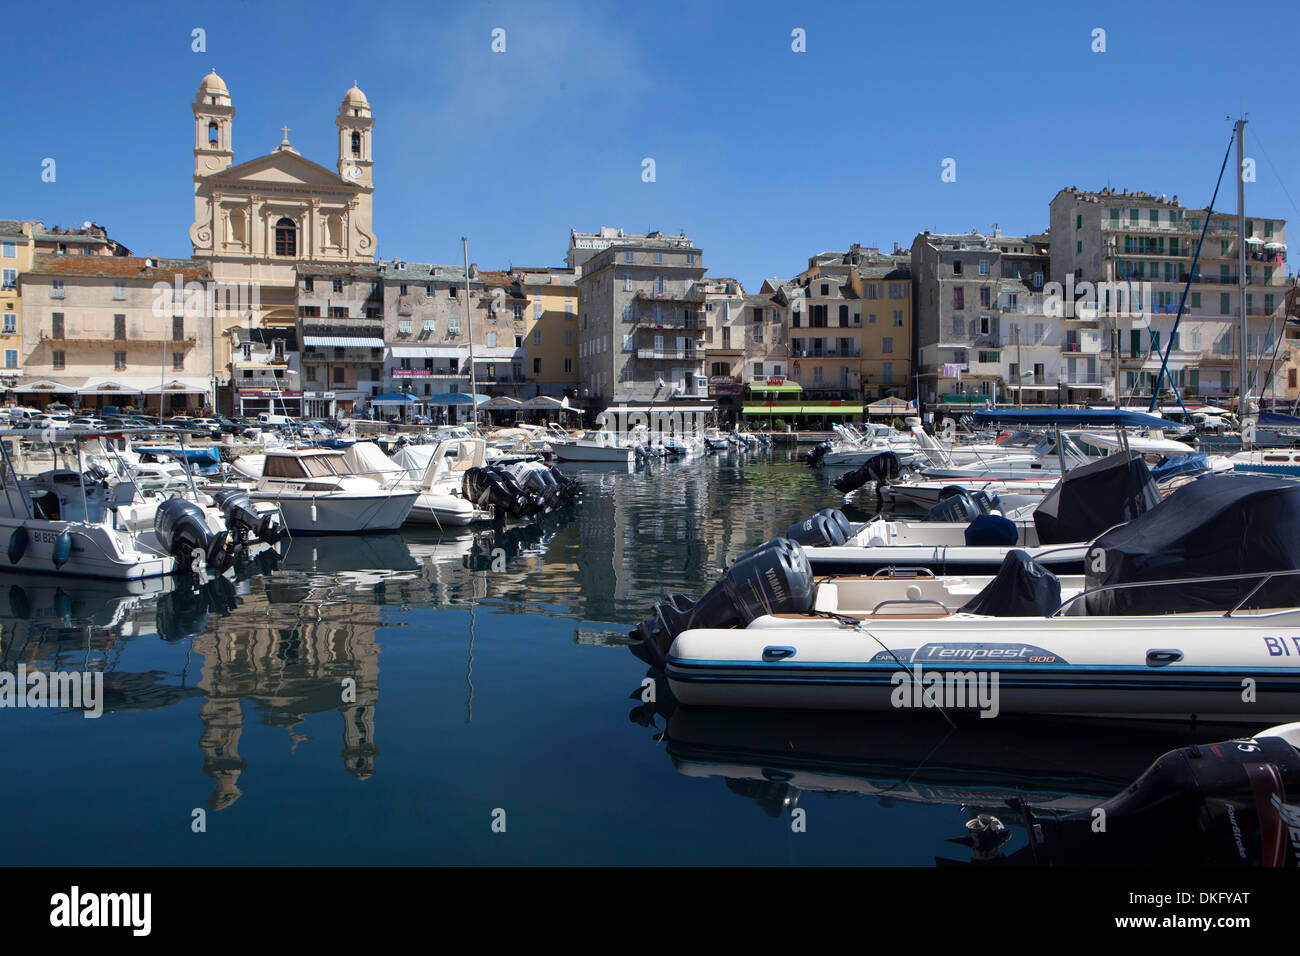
8, 584, 30, 620
8, 526, 28, 565
52, 530, 73, 570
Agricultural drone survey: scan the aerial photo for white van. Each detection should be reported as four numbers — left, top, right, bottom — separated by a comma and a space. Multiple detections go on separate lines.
257, 413, 295, 427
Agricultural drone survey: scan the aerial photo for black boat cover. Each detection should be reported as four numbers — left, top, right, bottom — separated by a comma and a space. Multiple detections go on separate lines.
959, 549, 1062, 617
1084, 474, 1300, 615
964, 513, 1018, 547
1032, 453, 1162, 545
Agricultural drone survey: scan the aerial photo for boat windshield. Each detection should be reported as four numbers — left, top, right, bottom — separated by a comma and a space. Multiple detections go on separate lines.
301, 454, 345, 477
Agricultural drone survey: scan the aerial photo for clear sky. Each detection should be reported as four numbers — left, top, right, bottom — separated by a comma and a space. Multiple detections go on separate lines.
3, 0, 1297, 289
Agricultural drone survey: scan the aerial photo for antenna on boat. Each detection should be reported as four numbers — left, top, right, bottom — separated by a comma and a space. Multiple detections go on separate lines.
463, 237, 479, 434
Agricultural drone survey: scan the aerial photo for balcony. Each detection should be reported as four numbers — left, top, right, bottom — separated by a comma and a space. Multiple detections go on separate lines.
634, 290, 706, 305
790, 347, 861, 359
637, 349, 696, 360
632, 317, 703, 331
40, 331, 197, 347
1102, 220, 1196, 235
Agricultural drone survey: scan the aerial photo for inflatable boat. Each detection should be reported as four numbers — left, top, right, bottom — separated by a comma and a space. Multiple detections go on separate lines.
631, 476, 1300, 721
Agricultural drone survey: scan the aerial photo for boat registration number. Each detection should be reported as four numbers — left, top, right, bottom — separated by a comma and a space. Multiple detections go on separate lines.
1263, 637, 1300, 656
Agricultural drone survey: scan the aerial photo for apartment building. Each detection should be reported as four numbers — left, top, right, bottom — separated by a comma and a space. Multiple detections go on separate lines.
509, 267, 578, 400
18, 254, 214, 412
295, 263, 384, 418
573, 231, 709, 413
1050, 187, 1289, 404
0, 220, 34, 385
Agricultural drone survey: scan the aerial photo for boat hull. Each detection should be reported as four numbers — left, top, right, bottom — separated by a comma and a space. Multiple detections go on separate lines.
247, 490, 417, 533
0, 517, 174, 581
666, 612, 1300, 720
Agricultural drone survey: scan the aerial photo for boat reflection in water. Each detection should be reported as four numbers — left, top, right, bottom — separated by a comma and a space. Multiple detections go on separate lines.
632, 674, 1300, 865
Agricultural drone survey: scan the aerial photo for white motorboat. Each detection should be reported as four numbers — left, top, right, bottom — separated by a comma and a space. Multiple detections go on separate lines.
702, 428, 731, 452
230, 447, 417, 533
384, 439, 496, 526
551, 430, 636, 464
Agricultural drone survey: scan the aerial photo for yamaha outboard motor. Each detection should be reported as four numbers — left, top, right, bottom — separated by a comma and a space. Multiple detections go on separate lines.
950, 727, 1300, 867
630, 538, 814, 670
155, 498, 232, 574
924, 489, 994, 523
784, 508, 851, 547
804, 442, 832, 468
211, 490, 284, 546
463, 466, 546, 519
507, 461, 567, 510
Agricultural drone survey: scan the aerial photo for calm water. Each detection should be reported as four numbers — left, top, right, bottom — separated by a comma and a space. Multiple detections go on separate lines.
1, 449, 1218, 865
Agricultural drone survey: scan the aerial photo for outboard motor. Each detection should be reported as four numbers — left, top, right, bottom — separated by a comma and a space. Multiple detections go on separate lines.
155, 497, 232, 575
547, 466, 582, 503
463, 466, 545, 519
506, 461, 566, 510
804, 443, 832, 468
784, 508, 851, 547
212, 490, 284, 546
952, 728, 1300, 867
925, 489, 994, 523
833, 452, 901, 493
630, 538, 814, 670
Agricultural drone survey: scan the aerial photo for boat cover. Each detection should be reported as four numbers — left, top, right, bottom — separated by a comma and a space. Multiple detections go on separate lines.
1032, 454, 1162, 545
964, 513, 1018, 547
391, 444, 437, 476
1149, 452, 1209, 483
1085, 474, 1300, 615
959, 549, 1061, 617
342, 441, 404, 481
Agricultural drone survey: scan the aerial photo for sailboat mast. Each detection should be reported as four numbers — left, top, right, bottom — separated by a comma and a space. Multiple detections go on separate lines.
1236, 118, 1248, 416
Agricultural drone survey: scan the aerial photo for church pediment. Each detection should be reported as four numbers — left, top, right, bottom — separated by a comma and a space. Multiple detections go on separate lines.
202, 150, 353, 191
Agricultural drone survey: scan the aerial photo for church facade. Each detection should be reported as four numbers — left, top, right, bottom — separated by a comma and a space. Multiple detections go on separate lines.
189, 71, 379, 408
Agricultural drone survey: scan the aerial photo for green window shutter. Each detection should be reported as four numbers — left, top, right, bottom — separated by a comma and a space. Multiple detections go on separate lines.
1130, 330, 1141, 357
1191, 292, 1200, 308
1220, 293, 1230, 315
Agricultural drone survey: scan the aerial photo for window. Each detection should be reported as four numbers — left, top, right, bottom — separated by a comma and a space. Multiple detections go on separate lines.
3, 350, 15, 369
624, 251, 633, 263
653, 252, 663, 264
881, 361, 892, 384
52, 350, 65, 370
564, 358, 573, 373
893, 310, 904, 326
486, 331, 498, 348
0, 241, 14, 258
513, 304, 523, 320
113, 281, 126, 300
2, 313, 15, 334
274, 217, 297, 257
882, 337, 893, 354
114, 314, 126, 339
1220, 293, 1230, 315
686, 253, 695, 265
838, 304, 848, 325
169, 315, 184, 341
564, 329, 573, 346
49, 278, 63, 297
1076, 241, 1082, 254
333, 367, 346, 385
953, 287, 964, 309
114, 350, 126, 370
328, 306, 347, 318
978, 260, 989, 276
978, 315, 991, 335
449, 318, 461, 336
172, 352, 184, 370
533, 357, 541, 374
952, 260, 962, 276
398, 320, 412, 334
533, 329, 542, 346
1076, 214, 1083, 229
351, 131, 362, 157
980, 286, 990, 307
304, 278, 314, 293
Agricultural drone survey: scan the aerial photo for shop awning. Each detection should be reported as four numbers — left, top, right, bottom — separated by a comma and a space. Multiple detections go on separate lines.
747, 383, 802, 393
12, 379, 81, 393
480, 395, 523, 409
304, 336, 384, 348
77, 376, 156, 394
145, 378, 209, 393
371, 392, 421, 405
743, 403, 863, 415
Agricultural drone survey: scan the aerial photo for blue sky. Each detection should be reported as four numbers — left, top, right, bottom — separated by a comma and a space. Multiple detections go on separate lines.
3, 0, 1297, 289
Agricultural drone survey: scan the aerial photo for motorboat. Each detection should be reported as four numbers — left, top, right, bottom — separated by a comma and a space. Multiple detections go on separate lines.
630, 475, 1300, 721
806, 452, 1163, 575
702, 428, 732, 452
229, 447, 417, 533
551, 429, 636, 464
349, 439, 494, 527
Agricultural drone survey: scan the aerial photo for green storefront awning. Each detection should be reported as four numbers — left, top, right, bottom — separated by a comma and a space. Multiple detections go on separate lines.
748, 383, 803, 393
743, 403, 863, 415
940, 395, 993, 405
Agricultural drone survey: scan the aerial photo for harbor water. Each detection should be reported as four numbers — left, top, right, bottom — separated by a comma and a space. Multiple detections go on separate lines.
0, 449, 1219, 865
